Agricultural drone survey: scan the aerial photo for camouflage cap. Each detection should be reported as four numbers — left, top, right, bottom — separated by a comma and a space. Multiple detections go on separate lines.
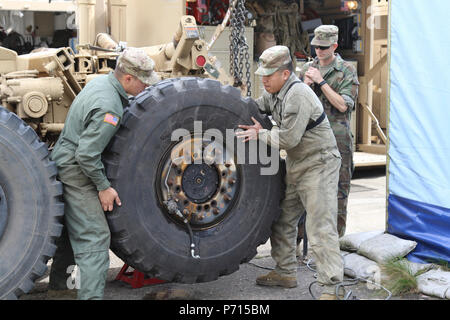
255, 45, 292, 76
116, 47, 159, 86
311, 25, 339, 46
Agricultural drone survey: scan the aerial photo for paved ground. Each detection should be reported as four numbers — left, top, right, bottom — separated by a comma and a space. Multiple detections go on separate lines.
20, 167, 437, 302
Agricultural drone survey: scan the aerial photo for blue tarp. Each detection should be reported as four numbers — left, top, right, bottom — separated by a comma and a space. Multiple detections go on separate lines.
388, 0, 450, 264
387, 195, 450, 264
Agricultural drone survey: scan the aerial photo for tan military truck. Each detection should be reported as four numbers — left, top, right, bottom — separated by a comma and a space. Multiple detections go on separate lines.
0, 9, 283, 299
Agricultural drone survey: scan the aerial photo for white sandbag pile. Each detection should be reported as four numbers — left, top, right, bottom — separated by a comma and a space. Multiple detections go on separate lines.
339, 230, 417, 263
340, 230, 417, 284
339, 231, 450, 299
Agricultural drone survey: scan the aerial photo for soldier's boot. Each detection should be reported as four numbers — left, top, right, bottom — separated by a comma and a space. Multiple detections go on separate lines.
319, 291, 345, 300
143, 288, 194, 300
319, 293, 337, 300
256, 271, 297, 288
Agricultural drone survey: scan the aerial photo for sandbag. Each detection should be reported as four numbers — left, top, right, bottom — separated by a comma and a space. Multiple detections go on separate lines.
343, 253, 380, 282
339, 230, 385, 252
340, 250, 352, 257
405, 261, 434, 276
417, 269, 450, 299
357, 233, 417, 263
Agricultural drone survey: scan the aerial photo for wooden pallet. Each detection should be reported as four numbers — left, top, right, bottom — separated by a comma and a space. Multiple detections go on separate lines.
354, 151, 386, 168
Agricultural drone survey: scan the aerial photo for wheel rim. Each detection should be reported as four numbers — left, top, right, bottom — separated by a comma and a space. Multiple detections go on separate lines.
0, 183, 7, 240
158, 135, 240, 230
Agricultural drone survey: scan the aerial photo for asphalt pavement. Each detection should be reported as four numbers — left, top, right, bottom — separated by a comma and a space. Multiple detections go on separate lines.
20, 167, 435, 302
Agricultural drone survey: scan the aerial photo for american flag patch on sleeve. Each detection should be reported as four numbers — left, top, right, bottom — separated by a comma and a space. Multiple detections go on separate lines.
103, 113, 119, 126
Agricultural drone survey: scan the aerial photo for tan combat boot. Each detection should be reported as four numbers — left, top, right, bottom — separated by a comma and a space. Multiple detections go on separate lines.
319, 293, 338, 300
256, 271, 297, 288
319, 293, 345, 300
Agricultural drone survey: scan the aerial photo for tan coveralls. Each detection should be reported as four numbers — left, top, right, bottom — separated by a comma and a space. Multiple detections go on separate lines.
257, 74, 344, 293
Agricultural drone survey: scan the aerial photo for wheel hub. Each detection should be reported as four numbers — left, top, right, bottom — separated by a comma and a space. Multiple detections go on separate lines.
159, 136, 239, 230
182, 163, 218, 203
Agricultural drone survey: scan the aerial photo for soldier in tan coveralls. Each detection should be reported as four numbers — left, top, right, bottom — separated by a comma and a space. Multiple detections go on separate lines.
236, 45, 344, 299
299, 25, 359, 237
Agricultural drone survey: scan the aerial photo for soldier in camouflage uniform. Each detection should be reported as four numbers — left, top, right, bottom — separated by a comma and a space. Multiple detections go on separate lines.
299, 25, 359, 237
48, 48, 159, 300
236, 46, 344, 300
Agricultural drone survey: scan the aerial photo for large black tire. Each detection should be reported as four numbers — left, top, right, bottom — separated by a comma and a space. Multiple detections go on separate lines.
0, 107, 64, 299
104, 77, 284, 283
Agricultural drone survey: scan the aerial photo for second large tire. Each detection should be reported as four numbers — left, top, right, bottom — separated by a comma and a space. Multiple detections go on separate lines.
104, 78, 284, 283
0, 107, 63, 299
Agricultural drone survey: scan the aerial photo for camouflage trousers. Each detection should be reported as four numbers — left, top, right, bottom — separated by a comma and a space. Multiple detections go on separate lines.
335, 132, 354, 237
271, 150, 343, 294
297, 132, 354, 240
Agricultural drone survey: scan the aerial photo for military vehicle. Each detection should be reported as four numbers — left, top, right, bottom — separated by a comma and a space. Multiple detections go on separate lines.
0, 8, 283, 299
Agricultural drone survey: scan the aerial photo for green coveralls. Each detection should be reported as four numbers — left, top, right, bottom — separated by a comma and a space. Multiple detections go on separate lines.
257, 74, 344, 294
49, 72, 128, 299
300, 54, 359, 236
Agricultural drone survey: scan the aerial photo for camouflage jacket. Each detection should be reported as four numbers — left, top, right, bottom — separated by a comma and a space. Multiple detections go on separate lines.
299, 54, 359, 138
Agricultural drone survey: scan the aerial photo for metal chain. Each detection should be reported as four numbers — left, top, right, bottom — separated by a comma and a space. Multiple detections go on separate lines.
229, 0, 251, 96
229, 1, 239, 86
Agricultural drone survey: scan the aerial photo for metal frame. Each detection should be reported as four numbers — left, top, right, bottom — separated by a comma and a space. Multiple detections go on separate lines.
357, 0, 388, 154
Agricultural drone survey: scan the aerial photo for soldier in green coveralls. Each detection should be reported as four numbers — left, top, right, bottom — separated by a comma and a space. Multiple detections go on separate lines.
299, 25, 359, 237
47, 47, 159, 300
236, 46, 344, 300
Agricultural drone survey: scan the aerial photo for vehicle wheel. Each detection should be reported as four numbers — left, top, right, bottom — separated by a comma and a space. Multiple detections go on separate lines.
0, 107, 63, 299
104, 77, 284, 283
